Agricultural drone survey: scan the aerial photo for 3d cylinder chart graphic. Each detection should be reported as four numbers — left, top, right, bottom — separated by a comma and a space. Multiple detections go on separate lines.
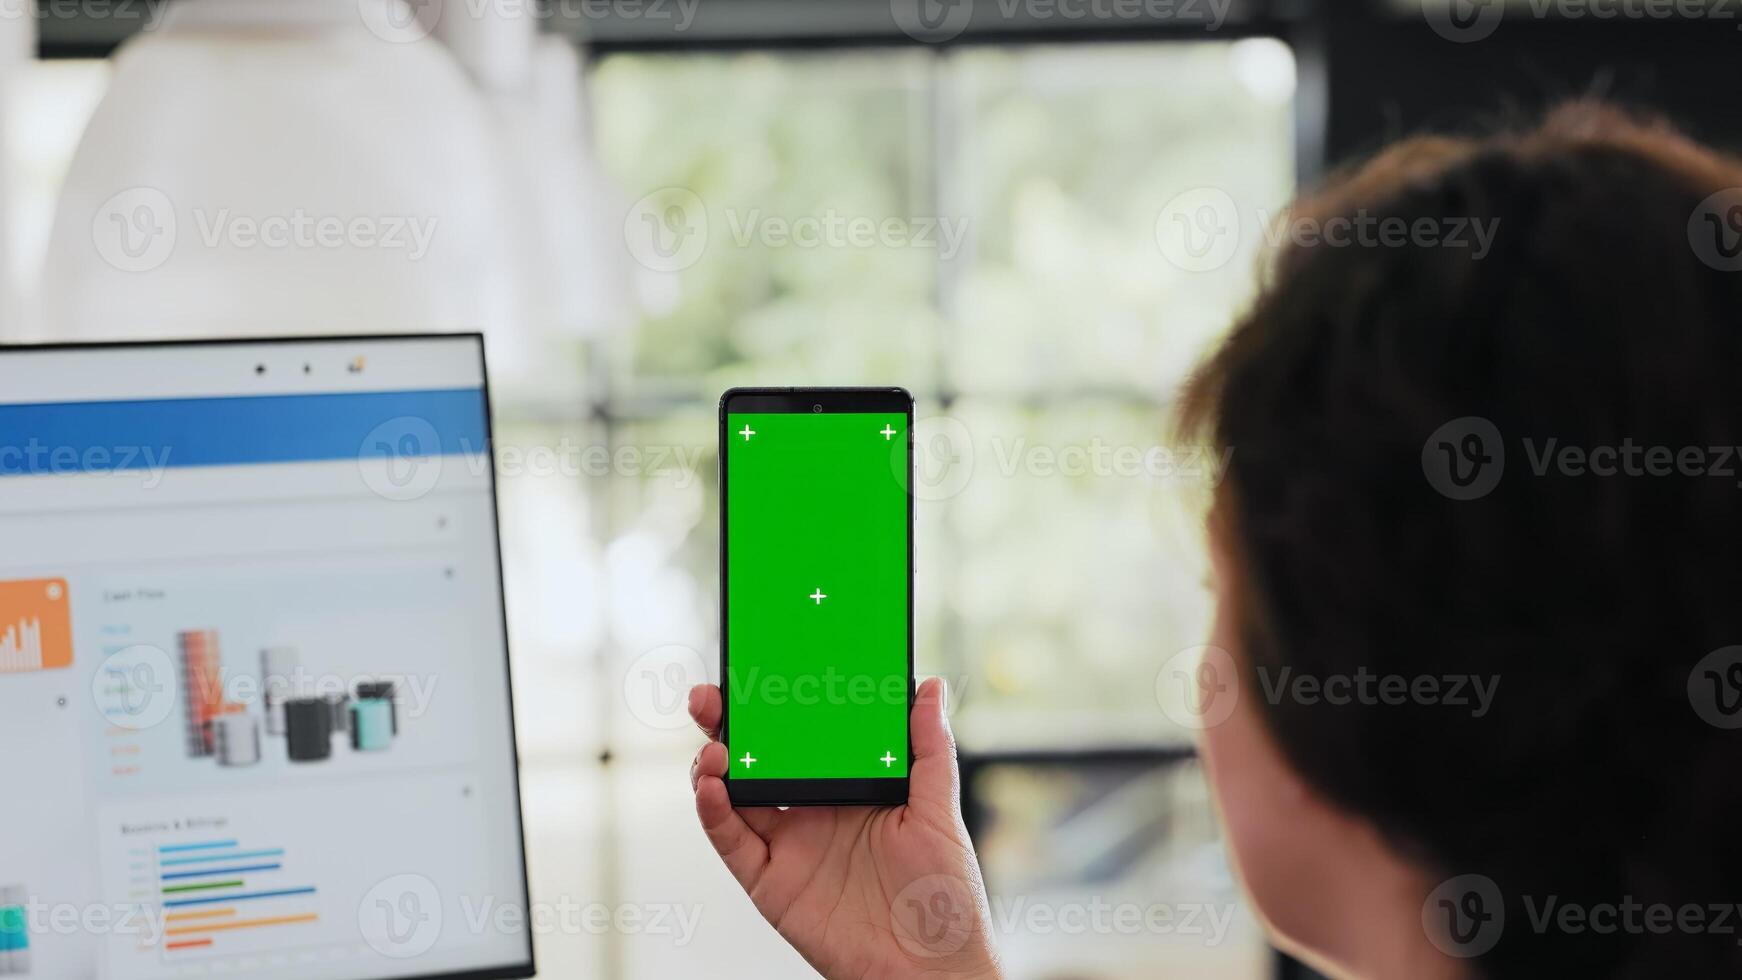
0, 884, 27, 976
212, 712, 262, 767
355, 680, 398, 734
179, 630, 223, 758
350, 698, 394, 751
168, 640, 406, 767
326, 693, 351, 735
283, 698, 333, 762
260, 646, 298, 736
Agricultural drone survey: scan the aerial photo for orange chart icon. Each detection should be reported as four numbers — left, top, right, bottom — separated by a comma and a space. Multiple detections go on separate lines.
0, 578, 73, 672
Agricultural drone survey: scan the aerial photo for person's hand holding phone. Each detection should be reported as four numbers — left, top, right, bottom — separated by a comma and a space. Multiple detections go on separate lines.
688, 677, 1004, 980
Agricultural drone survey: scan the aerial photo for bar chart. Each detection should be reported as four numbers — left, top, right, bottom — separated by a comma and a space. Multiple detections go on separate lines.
138, 839, 321, 958
0, 578, 72, 673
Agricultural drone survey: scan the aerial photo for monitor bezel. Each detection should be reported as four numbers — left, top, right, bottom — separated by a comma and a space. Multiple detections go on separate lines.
0, 332, 537, 980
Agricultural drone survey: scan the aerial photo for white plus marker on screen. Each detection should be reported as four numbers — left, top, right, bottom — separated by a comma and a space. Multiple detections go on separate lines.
809, 588, 828, 605
881, 751, 898, 768
740, 753, 757, 768
739, 425, 756, 441
880, 424, 897, 440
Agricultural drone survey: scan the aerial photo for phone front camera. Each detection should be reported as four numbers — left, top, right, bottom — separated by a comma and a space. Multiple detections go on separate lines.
812, 404, 823, 413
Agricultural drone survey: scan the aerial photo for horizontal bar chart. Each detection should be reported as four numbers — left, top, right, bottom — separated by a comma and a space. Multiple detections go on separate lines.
164, 886, 317, 909
151, 838, 320, 958
160, 849, 284, 867
157, 841, 238, 854
164, 908, 235, 924
165, 939, 213, 951
161, 880, 242, 895
166, 913, 318, 938
162, 864, 281, 880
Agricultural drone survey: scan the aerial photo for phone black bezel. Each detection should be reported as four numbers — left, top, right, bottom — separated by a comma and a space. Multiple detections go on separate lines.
718, 386, 915, 807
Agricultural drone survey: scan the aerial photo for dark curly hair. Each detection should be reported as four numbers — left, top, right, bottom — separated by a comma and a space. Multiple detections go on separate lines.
1181, 102, 1742, 978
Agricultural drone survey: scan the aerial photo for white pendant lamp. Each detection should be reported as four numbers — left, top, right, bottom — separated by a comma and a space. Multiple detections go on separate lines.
40, 0, 529, 354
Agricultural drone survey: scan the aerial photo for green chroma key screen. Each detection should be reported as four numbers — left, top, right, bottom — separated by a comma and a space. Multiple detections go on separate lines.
724, 410, 910, 784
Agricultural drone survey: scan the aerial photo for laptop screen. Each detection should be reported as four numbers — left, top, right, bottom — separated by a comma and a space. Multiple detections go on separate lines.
0, 336, 533, 980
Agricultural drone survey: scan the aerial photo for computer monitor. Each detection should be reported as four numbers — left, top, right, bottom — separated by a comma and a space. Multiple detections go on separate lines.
0, 336, 534, 980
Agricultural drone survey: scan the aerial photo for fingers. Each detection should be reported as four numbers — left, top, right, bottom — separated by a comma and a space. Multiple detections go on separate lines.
908, 676, 961, 816
689, 683, 722, 741
695, 759, 770, 890
687, 683, 783, 891
692, 740, 783, 834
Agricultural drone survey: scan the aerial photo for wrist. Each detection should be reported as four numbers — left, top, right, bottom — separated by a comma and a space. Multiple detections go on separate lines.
886, 868, 1002, 980
897, 941, 1002, 980
955, 956, 1004, 980
883, 957, 1001, 980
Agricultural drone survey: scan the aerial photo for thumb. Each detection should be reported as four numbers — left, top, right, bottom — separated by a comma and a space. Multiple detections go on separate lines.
908, 676, 961, 814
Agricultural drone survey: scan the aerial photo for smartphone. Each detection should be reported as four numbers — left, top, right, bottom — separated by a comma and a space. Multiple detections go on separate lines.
719, 387, 914, 807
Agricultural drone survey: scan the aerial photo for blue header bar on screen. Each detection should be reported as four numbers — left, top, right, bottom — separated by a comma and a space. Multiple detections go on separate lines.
0, 388, 488, 477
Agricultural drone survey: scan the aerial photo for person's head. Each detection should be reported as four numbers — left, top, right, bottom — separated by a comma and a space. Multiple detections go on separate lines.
1181, 101, 1742, 979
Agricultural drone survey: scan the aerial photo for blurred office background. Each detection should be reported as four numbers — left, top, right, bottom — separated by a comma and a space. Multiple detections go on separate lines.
7, 1, 1740, 976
